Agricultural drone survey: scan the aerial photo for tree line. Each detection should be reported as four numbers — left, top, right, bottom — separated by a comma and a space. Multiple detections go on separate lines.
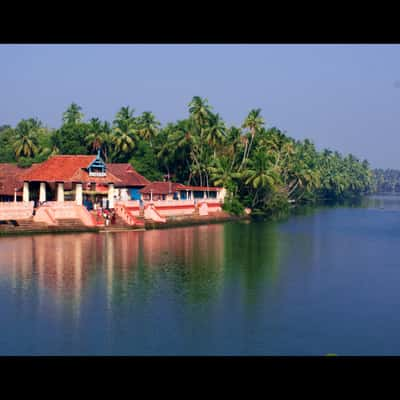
372, 169, 400, 193
0, 97, 373, 216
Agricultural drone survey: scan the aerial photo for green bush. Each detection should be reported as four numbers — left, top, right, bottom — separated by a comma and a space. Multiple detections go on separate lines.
222, 196, 245, 215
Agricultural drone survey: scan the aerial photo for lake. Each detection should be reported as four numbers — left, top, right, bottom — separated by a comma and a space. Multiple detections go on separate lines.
0, 195, 399, 355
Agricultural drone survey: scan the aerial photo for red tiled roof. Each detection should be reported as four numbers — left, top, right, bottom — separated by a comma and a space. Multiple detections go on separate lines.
0, 163, 36, 196
182, 185, 222, 192
140, 181, 186, 195
140, 181, 222, 195
70, 168, 122, 184
20, 155, 120, 184
106, 163, 150, 187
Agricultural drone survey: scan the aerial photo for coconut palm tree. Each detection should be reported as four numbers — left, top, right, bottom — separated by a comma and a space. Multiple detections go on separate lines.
13, 119, 40, 158
189, 96, 212, 130
112, 106, 137, 159
62, 103, 84, 125
114, 106, 136, 126
240, 108, 265, 169
86, 118, 103, 152
205, 113, 226, 158
137, 111, 161, 147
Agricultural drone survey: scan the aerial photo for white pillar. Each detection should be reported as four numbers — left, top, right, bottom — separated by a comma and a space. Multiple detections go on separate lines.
186, 190, 189, 200
75, 183, 83, 206
150, 190, 153, 202
57, 182, 64, 202
14, 189, 17, 202
191, 191, 194, 200
23, 182, 29, 202
203, 191, 207, 199
39, 182, 46, 203
108, 183, 114, 209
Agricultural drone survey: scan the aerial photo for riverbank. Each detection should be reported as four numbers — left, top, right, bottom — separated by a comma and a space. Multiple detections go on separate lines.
0, 211, 248, 237
145, 212, 250, 230
0, 225, 100, 237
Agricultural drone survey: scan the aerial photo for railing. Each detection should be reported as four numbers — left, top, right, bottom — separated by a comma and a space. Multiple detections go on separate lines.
197, 198, 222, 204
115, 200, 141, 208
115, 204, 144, 226
75, 205, 96, 227
144, 200, 195, 207
144, 204, 166, 223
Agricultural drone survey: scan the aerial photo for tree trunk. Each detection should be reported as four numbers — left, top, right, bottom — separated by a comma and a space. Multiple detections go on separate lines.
239, 139, 249, 171
246, 128, 255, 160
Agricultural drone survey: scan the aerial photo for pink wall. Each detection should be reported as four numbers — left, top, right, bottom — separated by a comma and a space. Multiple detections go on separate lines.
34, 202, 95, 227
144, 205, 166, 223
115, 200, 141, 216
0, 202, 34, 220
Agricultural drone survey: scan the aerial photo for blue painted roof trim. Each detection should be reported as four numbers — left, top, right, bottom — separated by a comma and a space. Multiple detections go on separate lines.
87, 150, 106, 171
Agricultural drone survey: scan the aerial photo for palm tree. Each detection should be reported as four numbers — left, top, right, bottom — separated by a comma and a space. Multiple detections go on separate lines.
242, 151, 279, 190
137, 111, 161, 147
85, 119, 114, 161
209, 156, 241, 193
114, 106, 136, 126
205, 113, 226, 158
86, 118, 103, 152
112, 106, 137, 159
112, 128, 135, 157
13, 119, 40, 158
188, 96, 212, 130
241, 150, 280, 208
240, 108, 265, 169
62, 103, 84, 125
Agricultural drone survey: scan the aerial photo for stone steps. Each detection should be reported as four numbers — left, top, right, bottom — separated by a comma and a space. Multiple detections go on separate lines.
55, 218, 86, 227
0, 218, 48, 232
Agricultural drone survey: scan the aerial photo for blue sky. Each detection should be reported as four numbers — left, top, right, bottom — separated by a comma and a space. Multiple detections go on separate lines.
1, 44, 399, 168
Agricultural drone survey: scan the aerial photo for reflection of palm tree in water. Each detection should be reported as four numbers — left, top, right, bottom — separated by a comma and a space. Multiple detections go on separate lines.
223, 221, 281, 306
108, 226, 225, 307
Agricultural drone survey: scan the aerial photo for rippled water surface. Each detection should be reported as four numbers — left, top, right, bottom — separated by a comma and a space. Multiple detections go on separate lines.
1, 195, 400, 355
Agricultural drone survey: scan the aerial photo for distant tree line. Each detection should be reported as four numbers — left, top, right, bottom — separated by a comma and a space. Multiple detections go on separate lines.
0, 98, 373, 216
372, 169, 400, 193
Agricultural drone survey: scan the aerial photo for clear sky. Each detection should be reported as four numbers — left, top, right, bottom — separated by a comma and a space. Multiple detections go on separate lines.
1, 44, 399, 169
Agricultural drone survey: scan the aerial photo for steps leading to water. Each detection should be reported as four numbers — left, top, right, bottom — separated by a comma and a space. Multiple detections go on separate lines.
55, 218, 86, 227
0, 217, 48, 232
100, 214, 145, 231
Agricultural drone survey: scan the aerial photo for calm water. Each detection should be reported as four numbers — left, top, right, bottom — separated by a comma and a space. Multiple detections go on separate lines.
1, 195, 400, 355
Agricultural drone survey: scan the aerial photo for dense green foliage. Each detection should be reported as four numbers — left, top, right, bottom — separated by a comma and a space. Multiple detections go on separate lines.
372, 169, 400, 193
0, 98, 373, 216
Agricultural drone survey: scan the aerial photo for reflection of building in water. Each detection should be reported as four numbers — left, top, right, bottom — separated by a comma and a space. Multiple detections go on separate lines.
0, 224, 226, 320
141, 225, 224, 270
0, 233, 97, 324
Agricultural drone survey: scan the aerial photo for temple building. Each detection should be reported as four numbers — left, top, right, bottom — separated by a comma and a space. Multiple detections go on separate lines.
140, 182, 221, 201
0, 153, 150, 208
107, 163, 150, 201
0, 153, 225, 227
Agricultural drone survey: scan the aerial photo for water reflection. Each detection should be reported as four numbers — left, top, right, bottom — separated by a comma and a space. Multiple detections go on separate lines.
0, 222, 290, 354
2, 196, 400, 354
223, 221, 281, 305
0, 225, 230, 323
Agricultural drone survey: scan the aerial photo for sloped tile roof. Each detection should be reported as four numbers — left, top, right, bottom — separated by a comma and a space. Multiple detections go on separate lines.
106, 163, 150, 187
182, 185, 221, 192
139, 181, 187, 195
140, 182, 222, 195
20, 155, 120, 184
0, 163, 36, 195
